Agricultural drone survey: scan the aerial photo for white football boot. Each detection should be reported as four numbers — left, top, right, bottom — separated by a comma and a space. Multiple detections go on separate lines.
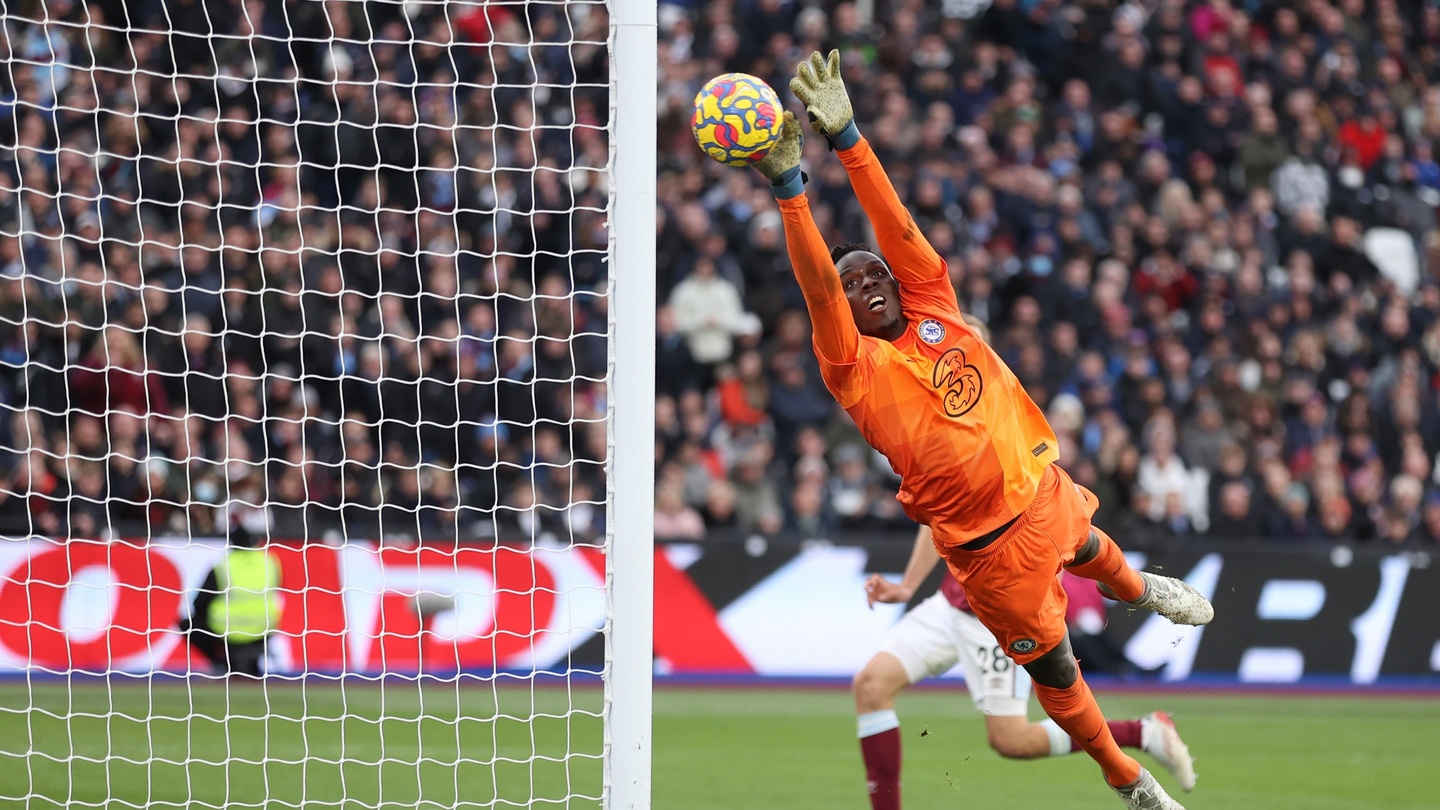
1141, 711, 1197, 792
1113, 768, 1186, 810
1100, 571, 1214, 626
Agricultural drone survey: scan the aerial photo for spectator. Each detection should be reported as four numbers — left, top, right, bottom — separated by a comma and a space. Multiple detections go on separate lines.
668, 258, 749, 370
1272, 145, 1329, 218
672, 440, 718, 507
729, 446, 782, 534
656, 305, 704, 399
1238, 106, 1291, 194
69, 327, 170, 418
1317, 495, 1355, 540
1181, 401, 1229, 474
1209, 481, 1263, 537
1136, 416, 1191, 524
654, 482, 705, 541
828, 443, 875, 528
701, 480, 740, 531
1386, 475, 1425, 537
767, 355, 834, 460
1410, 493, 1440, 545
787, 480, 832, 536
715, 350, 770, 429
1272, 483, 1317, 539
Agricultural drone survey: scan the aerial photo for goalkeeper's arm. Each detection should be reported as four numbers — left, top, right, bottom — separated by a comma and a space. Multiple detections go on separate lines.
754, 111, 860, 367
792, 50, 946, 286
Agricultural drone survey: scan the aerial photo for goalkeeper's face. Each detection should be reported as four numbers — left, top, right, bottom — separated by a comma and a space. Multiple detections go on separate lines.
838, 251, 905, 341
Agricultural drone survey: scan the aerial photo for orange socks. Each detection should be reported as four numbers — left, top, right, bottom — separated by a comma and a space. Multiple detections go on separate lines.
1067, 528, 1145, 602
1032, 677, 1141, 788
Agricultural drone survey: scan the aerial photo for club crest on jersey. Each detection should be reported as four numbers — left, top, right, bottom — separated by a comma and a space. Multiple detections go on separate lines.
917, 318, 946, 344
931, 348, 984, 418
1009, 638, 1037, 654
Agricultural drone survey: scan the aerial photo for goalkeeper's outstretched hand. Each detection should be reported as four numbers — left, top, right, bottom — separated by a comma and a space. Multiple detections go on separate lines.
754, 110, 806, 196
790, 50, 858, 150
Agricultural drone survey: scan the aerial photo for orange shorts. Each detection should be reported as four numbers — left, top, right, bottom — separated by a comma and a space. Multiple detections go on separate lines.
935, 463, 1098, 665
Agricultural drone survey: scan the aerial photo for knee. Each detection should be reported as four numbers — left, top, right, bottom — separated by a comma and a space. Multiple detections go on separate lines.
852, 666, 899, 712
1024, 646, 1079, 689
1068, 530, 1100, 567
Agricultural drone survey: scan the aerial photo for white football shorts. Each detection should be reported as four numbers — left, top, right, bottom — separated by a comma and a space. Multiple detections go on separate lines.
878, 591, 1032, 717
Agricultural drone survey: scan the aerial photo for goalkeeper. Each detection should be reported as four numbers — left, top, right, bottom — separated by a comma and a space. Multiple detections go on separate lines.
754, 51, 1213, 810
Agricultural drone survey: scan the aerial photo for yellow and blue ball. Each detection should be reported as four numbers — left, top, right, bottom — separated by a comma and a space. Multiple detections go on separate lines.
692, 73, 784, 168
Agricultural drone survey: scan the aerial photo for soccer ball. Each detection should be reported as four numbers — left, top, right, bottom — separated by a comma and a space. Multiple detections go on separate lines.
692, 73, 784, 167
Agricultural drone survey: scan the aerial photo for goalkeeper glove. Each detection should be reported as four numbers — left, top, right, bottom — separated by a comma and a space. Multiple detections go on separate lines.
789, 50, 860, 151
754, 110, 807, 199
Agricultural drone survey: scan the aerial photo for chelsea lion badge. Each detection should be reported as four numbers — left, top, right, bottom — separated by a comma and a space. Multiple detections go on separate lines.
918, 319, 946, 344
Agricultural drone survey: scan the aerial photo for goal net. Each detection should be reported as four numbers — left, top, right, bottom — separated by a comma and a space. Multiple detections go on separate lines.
0, 1, 654, 808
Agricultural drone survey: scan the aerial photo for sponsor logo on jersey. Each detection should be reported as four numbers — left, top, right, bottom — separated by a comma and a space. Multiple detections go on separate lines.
931, 348, 984, 417
1009, 638, 1037, 654
917, 318, 946, 344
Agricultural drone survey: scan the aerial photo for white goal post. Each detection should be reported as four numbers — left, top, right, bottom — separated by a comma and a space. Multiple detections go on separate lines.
0, 0, 655, 807
606, 0, 658, 805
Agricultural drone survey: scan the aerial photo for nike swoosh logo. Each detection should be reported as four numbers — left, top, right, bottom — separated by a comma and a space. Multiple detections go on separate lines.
1086, 729, 1102, 743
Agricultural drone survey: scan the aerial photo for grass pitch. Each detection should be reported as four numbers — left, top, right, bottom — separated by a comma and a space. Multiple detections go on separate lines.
1, 680, 1436, 808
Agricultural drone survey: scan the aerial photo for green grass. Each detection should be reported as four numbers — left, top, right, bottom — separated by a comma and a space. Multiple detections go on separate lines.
1, 681, 1437, 808
0, 680, 603, 809
652, 688, 1440, 809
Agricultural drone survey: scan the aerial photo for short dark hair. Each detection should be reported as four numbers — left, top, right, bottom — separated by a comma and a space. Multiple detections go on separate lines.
830, 242, 873, 265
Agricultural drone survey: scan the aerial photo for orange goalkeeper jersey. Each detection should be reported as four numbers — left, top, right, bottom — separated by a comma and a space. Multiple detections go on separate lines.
776, 137, 1059, 546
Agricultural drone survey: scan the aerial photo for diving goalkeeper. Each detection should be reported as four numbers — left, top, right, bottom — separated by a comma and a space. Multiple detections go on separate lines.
754, 51, 1214, 810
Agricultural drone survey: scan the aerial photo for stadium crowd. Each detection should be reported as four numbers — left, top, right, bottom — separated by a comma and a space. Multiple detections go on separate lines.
2, 0, 1439, 548
655, 0, 1440, 546
0, 0, 612, 543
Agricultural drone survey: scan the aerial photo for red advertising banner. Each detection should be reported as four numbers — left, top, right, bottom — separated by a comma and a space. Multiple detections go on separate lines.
0, 538, 609, 675
9, 536, 1428, 684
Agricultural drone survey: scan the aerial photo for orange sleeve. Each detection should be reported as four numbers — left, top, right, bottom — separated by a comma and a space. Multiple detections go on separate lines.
776, 194, 859, 366
836, 137, 959, 316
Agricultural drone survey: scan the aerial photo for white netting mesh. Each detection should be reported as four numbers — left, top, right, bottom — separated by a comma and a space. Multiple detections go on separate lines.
0, 1, 614, 806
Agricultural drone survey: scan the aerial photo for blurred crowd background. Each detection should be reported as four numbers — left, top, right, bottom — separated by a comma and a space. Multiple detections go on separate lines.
2, 0, 1439, 548
0, 0, 611, 543
655, 0, 1440, 546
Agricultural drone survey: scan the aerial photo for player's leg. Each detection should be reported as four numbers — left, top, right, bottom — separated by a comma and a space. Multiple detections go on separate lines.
1024, 642, 1197, 795
952, 562, 1145, 788
1138, 712, 1198, 792
1066, 525, 1213, 626
1022, 638, 1184, 806
952, 608, 1050, 758
1032, 705, 1192, 785
1021, 636, 1143, 785
1064, 526, 1145, 601
953, 608, 1156, 761
1026, 468, 1187, 807
945, 467, 1185, 807
853, 652, 909, 810
853, 651, 910, 714
855, 593, 960, 810
978, 699, 1145, 765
